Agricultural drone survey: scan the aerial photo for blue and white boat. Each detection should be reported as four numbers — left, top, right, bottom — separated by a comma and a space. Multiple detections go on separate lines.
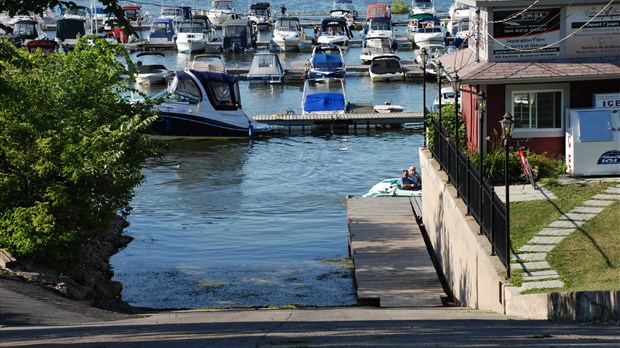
308, 44, 346, 79
153, 69, 270, 137
302, 78, 348, 115
147, 18, 176, 44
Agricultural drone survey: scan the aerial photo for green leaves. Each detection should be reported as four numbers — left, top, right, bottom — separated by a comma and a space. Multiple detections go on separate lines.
0, 37, 159, 265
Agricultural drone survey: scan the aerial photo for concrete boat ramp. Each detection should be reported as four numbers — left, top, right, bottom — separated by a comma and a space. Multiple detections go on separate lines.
346, 196, 446, 307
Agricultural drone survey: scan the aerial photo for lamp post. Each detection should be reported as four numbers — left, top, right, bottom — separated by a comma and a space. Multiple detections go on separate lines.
476, 89, 486, 235
421, 48, 428, 147
436, 62, 443, 162
500, 112, 514, 279
452, 74, 461, 194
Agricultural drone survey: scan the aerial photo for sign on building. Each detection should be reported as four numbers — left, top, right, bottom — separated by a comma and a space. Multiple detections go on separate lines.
565, 5, 620, 57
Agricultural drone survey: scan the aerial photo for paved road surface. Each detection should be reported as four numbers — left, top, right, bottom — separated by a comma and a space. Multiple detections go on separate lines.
1, 278, 619, 347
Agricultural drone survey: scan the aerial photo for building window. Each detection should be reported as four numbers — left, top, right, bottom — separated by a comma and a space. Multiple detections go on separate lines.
512, 90, 562, 129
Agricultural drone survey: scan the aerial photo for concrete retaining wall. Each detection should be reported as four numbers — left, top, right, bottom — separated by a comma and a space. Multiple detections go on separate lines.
420, 148, 620, 322
419, 148, 506, 314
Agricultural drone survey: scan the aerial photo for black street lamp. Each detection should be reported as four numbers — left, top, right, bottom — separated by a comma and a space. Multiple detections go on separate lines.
476, 89, 486, 235
500, 112, 514, 279
436, 62, 444, 162
452, 74, 461, 194
421, 48, 428, 147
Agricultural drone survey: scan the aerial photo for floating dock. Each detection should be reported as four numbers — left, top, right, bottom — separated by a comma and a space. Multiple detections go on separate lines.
253, 110, 424, 128
346, 196, 445, 307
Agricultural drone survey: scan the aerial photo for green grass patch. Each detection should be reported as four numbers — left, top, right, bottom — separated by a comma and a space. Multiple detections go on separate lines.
509, 181, 619, 290
548, 199, 620, 291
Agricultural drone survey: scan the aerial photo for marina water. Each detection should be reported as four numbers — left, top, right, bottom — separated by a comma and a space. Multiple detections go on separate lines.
105, 0, 452, 308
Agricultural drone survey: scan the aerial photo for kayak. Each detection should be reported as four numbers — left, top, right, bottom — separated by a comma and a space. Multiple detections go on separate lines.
362, 178, 422, 197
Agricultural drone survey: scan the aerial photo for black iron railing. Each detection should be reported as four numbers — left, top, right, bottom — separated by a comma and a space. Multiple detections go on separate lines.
428, 118, 510, 272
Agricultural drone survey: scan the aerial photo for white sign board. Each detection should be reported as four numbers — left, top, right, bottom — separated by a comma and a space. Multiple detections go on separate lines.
593, 93, 620, 108
565, 5, 620, 57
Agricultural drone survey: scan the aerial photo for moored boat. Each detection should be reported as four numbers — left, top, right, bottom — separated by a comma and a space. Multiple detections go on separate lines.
207, 0, 235, 26
248, 2, 272, 31
135, 52, 174, 85
360, 36, 396, 64
317, 17, 352, 47
308, 44, 346, 79
176, 20, 207, 53
222, 19, 256, 52
152, 69, 270, 137
302, 78, 348, 115
54, 17, 86, 50
247, 53, 284, 84
369, 55, 404, 82
362, 178, 421, 197
270, 16, 302, 52
147, 18, 176, 44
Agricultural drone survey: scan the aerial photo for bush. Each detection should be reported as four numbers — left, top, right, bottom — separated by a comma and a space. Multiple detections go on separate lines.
0, 37, 160, 268
391, 0, 409, 14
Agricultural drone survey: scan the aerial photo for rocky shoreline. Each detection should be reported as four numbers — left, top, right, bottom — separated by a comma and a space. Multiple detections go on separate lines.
0, 215, 141, 314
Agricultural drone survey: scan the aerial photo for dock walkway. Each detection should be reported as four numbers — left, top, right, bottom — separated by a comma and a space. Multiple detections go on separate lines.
346, 196, 445, 307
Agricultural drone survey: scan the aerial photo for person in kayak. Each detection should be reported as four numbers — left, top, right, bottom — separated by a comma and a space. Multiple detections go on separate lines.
398, 169, 416, 190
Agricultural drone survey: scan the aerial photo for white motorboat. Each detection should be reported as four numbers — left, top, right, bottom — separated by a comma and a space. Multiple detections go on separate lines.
191, 54, 226, 73
432, 86, 457, 111
410, 0, 436, 16
152, 69, 270, 137
413, 17, 447, 48
248, 2, 272, 31
330, 0, 357, 28
176, 20, 207, 53
135, 52, 174, 85
160, 6, 186, 25
270, 16, 302, 52
317, 17, 352, 47
363, 178, 421, 197
360, 17, 393, 39
247, 53, 285, 84
207, 0, 235, 26
302, 78, 348, 115
369, 55, 404, 82
451, 18, 470, 48
360, 36, 396, 64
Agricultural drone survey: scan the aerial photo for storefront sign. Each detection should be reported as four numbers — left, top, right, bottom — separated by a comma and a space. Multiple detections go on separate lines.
565, 5, 620, 56
491, 8, 561, 60
593, 93, 620, 108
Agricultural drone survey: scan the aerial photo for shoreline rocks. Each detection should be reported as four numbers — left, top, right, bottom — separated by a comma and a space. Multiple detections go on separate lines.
0, 215, 137, 313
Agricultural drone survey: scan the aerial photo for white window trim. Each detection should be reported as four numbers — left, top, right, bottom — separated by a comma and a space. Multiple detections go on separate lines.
506, 83, 569, 138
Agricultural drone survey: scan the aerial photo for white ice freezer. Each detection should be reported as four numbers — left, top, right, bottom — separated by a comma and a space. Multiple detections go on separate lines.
565, 108, 620, 176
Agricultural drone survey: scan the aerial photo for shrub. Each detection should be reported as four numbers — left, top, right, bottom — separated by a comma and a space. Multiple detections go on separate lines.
391, 0, 409, 14
0, 37, 160, 268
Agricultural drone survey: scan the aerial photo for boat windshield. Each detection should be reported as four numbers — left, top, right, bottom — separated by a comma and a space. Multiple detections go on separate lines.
168, 76, 202, 104
14, 22, 36, 36
179, 23, 204, 32
370, 21, 391, 31
150, 22, 171, 33
161, 8, 183, 16
276, 19, 299, 31
225, 25, 247, 36
252, 8, 269, 16
213, 1, 233, 10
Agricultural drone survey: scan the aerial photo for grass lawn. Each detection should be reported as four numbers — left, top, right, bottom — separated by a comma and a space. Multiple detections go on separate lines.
509, 180, 619, 291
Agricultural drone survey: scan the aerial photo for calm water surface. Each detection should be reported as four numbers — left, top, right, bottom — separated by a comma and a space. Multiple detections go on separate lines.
105, 0, 452, 309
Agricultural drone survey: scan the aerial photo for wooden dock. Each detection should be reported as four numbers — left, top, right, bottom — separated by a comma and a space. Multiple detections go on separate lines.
253, 111, 423, 127
346, 196, 445, 307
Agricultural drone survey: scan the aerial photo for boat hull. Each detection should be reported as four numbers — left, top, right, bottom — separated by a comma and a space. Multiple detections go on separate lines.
152, 111, 269, 137
363, 178, 421, 197
270, 38, 301, 52
308, 69, 346, 79
176, 38, 206, 53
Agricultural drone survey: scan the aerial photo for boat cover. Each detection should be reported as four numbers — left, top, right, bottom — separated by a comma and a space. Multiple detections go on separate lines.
312, 54, 343, 70
304, 93, 345, 112
370, 58, 402, 74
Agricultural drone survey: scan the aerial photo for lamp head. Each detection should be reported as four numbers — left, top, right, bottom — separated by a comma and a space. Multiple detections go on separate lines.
477, 90, 486, 113
500, 112, 514, 139
435, 61, 443, 79
452, 74, 461, 92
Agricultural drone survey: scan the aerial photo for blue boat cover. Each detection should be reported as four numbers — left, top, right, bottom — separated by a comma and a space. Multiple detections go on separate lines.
312, 54, 343, 70
304, 93, 345, 112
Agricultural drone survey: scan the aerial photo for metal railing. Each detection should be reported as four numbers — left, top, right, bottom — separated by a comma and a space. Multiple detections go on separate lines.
429, 118, 510, 272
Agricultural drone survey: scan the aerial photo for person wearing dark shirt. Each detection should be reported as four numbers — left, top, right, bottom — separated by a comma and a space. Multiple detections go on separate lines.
398, 169, 416, 190
280, 4, 287, 16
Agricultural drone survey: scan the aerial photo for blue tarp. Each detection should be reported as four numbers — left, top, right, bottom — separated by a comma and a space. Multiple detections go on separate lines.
304, 93, 345, 112
312, 54, 343, 70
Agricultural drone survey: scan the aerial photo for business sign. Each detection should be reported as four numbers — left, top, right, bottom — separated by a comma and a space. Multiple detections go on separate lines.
598, 150, 620, 165
491, 8, 561, 60
565, 5, 620, 56
593, 93, 620, 108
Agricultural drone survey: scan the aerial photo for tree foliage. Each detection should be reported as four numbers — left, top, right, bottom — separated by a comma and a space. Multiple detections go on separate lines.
391, 0, 410, 14
0, 37, 159, 266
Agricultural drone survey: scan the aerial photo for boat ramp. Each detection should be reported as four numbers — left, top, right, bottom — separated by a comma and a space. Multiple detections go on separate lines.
346, 196, 446, 307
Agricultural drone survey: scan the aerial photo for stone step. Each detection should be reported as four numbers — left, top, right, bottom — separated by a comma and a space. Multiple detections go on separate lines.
511, 261, 551, 271
513, 253, 547, 262
519, 244, 554, 253
538, 228, 574, 236
521, 280, 564, 290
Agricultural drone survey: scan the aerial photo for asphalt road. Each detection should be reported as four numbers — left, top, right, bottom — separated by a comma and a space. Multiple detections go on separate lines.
1, 278, 619, 347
